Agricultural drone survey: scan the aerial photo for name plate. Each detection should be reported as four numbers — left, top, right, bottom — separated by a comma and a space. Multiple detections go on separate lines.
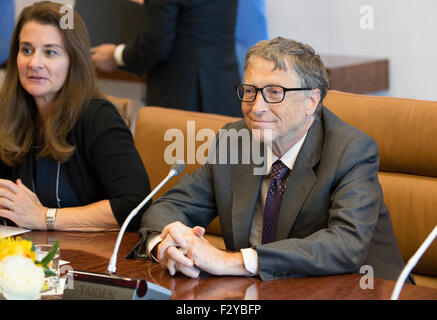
62, 270, 171, 300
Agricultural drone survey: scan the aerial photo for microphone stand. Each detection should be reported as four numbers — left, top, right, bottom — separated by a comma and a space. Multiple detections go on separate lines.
107, 166, 182, 274
390, 225, 437, 300
63, 162, 186, 300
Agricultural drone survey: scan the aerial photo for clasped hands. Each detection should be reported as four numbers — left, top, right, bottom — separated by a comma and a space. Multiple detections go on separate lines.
156, 221, 247, 278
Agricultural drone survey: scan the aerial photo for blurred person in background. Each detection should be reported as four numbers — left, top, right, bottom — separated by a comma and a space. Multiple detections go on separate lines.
92, 0, 241, 117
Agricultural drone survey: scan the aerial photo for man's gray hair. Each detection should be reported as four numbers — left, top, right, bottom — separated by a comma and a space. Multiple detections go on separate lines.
244, 37, 329, 105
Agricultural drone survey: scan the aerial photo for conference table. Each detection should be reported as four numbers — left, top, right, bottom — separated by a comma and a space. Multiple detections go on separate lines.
25, 230, 437, 301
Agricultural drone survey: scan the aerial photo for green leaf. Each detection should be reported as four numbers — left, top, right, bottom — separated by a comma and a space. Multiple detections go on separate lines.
44, 268, 57, 277
40, 238, 60, 267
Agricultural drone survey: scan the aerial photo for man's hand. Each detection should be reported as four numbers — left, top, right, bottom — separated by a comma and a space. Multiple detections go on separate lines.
91, 44, 118, 72
157, 222, 251, 278
157, 222, 203, 278
184, 232, 251, 276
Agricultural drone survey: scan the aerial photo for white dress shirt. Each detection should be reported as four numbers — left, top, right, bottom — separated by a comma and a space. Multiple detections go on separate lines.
114, 44, 126, 67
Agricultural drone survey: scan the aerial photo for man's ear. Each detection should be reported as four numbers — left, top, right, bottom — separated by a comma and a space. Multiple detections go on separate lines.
305, 88, 321, 115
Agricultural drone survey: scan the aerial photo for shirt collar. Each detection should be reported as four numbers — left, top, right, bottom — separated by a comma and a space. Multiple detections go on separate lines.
265, 133, 308, 175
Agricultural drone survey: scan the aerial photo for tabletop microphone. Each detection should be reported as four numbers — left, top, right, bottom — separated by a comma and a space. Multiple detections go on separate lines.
63, 160, 186, 300
107, 160, 186, 274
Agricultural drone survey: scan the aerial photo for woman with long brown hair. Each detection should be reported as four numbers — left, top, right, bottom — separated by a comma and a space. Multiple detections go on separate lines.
0, 2, 150, 231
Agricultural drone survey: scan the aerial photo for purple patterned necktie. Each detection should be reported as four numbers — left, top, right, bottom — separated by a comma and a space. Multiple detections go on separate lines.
262, 160, 290, 244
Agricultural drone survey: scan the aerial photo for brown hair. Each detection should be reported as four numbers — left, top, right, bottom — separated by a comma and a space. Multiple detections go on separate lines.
244, 37, 329, 107
0, 1, 102, 166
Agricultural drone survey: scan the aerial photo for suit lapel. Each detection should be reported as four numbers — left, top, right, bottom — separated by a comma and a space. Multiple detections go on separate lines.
276, 112, 324, 240
230, 141, 264, 250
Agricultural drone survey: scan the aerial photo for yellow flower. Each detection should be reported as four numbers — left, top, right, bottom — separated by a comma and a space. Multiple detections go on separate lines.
0, 237, 36, 263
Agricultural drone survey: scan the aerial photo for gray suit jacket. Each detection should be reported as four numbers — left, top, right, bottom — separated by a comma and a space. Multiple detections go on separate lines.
138, 106, 408, 282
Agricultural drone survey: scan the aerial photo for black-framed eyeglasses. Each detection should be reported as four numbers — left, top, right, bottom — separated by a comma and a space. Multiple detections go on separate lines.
235, 84, 313, 104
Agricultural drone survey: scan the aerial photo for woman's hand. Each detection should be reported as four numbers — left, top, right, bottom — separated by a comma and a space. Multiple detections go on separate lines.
0, 179, 47, 230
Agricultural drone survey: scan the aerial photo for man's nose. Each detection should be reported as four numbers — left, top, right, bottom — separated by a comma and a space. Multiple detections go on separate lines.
251, 90, 269, 114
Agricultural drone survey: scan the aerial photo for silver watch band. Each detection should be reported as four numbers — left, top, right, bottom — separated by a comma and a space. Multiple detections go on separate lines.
46, 208, 57, 230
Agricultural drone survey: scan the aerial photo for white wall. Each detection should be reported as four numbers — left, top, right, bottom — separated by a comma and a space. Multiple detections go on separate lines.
266, 0, 437, 101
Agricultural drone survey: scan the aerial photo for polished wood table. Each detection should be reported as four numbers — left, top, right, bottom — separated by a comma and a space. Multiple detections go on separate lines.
25, 231, 437, 300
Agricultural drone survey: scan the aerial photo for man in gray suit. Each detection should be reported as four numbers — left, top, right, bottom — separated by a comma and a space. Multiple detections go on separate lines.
136, 37, 408, 282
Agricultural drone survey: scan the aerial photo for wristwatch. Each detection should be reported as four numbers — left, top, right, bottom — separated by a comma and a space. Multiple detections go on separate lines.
46, 208, 58, 230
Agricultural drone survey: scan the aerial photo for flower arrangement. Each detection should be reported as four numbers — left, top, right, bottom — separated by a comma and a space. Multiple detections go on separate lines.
0, 237, 59, 300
